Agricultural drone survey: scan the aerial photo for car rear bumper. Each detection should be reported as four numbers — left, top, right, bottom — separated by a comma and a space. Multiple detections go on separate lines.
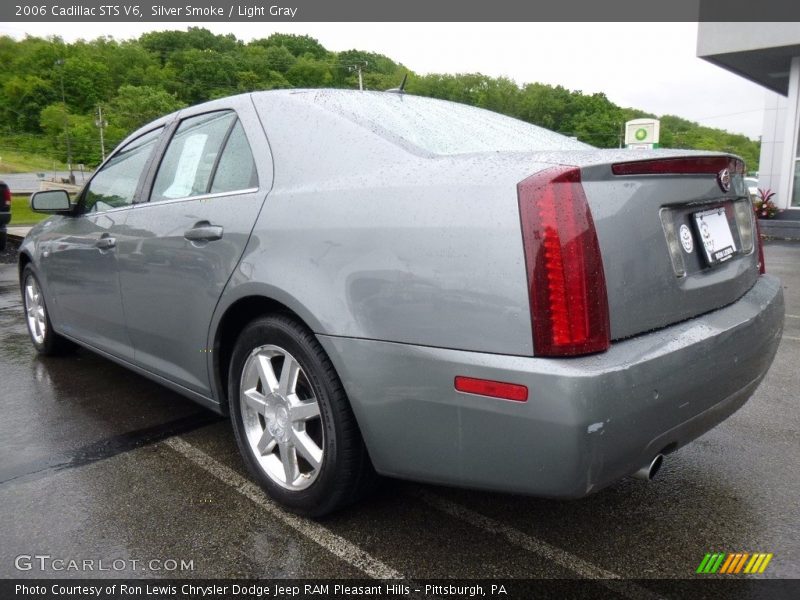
318, 274, 784, 497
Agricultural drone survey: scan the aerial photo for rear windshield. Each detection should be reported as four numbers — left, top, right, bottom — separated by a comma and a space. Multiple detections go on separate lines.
309, 91, 593, 155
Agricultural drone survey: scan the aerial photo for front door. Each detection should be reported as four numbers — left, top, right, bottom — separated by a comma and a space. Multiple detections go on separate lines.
44, 127, 164, 360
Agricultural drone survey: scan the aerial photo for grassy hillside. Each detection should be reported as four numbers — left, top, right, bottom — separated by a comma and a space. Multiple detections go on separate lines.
9, 194, 46, 225
0, 29, 761, 171
0, 148, 67, 174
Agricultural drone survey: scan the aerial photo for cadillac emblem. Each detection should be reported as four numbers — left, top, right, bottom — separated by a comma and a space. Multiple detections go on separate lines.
717, 168, 731, 193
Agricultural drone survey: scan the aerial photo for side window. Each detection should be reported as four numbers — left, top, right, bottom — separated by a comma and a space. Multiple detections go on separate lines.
210, 120, 258, 193
151, 111, 239, 202
83, 127, 162, 213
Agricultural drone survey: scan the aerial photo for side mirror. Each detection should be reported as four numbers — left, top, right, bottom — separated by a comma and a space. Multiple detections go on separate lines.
31, 189, 71, 213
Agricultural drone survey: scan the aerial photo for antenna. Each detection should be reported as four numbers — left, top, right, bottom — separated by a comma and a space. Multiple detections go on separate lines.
385, 73, 408, 94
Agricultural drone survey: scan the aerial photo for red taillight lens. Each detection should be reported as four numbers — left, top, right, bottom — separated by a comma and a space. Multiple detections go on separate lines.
517, 166, 610, 357
611, 156, 744, 176
454, 376, 528, 402
1, 187, 10, 207
755, 217, 766, 274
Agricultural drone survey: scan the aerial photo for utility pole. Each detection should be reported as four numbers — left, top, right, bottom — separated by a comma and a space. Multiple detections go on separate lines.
347, 61, 368, 91
55, 59, 75, 184
95, 105, 107, 162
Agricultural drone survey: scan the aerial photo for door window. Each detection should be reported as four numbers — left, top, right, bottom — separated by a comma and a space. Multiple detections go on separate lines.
83, 127, 163, 213
151, 111, 257, 203
210, 120, 258, 193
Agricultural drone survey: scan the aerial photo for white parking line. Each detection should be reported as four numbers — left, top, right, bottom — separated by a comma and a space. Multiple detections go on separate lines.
786, 314, 800, 319
415, 490, 664, 600
164, 437, 402, 579
784, 335, 800, 342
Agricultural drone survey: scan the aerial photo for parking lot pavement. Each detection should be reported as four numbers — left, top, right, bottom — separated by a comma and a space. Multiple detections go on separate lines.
0, 242, 798, 582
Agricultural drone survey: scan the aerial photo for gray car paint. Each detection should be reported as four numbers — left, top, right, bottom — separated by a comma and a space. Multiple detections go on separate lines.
35, 213, 134, 360
115, 96, 273, 396
318, 275, 783, 496
19, 89, 785, 498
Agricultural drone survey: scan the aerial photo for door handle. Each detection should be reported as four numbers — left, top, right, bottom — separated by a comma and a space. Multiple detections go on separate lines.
184, 222, 223, 242
95, 236, 116, 250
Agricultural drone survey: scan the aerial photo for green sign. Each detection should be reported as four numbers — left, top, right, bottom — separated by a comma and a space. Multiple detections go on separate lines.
635, 128, 648, 141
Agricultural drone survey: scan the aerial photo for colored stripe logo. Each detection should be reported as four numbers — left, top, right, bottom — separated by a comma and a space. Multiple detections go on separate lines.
696, 552, 773, 574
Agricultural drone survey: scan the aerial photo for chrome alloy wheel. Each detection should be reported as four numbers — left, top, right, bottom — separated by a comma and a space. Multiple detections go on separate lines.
239, 345, 324, 490
24, 274, 47, 345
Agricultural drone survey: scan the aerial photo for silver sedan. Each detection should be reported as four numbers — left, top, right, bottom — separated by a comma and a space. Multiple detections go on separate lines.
19, 90, 784, 515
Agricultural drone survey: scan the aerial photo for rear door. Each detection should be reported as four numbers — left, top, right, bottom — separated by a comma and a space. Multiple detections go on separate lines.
117, 97, 272, 396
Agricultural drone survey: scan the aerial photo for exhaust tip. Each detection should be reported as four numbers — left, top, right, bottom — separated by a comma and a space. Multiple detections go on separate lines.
633, 454, 664, 481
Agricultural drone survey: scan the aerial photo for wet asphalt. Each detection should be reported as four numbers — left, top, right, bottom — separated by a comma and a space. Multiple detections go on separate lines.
0, 242, 798, 581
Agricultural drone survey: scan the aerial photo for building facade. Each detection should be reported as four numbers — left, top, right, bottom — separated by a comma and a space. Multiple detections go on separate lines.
698, 22, 800, 214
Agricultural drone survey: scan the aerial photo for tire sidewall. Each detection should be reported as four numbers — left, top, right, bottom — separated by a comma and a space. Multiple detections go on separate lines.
21, 265, 54, 354
228, 316, 345, 515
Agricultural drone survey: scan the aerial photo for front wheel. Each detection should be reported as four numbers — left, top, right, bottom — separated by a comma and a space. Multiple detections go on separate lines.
21, 265, 71, 355
228, 314, 374, 516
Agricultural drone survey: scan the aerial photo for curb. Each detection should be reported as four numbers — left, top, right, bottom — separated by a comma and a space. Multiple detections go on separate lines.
758, 219, 800, 242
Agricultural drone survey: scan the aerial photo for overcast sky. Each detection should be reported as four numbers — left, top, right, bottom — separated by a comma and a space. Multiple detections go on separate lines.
1, 21, 776, 140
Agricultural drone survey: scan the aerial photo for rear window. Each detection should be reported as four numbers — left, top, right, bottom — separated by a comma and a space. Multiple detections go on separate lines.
310, 91, 592, 156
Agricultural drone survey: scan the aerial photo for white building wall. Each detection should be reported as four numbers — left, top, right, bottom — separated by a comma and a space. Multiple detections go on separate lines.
778, 56, 800, 210
757, 90, 787, 194
758, 56, 800, 210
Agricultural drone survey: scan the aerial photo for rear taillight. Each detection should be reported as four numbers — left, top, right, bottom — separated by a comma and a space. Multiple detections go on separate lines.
611, 156, 744, 176
517, 166, 610, 357
755, 217, 766, 274
1, 186, 10, 207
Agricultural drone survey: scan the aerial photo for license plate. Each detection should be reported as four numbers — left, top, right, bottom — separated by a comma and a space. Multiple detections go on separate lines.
693, 207, 737, 265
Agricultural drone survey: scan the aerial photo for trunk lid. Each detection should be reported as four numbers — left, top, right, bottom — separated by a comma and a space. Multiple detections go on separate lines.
568, 150, 759, 341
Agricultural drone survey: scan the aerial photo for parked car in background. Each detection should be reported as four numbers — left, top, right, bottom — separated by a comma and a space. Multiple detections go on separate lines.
0, 180, 11, 251
18, 90, 784, 516
745, 176, 759, 199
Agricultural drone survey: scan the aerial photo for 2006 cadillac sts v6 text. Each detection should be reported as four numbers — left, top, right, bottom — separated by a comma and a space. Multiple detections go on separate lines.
19, 90, 784, 516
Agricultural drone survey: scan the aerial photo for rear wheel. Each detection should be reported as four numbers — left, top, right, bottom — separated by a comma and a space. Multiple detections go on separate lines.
21, 265, 71, 355
228, 314, 374, 516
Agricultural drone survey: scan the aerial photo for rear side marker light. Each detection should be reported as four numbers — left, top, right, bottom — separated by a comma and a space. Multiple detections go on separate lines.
454, 376, 528, 402
518, 166, 610, 356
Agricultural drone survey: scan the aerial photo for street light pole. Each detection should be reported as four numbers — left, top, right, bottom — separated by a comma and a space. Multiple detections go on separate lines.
55, 59, 75, 184
347, 61, 368, 91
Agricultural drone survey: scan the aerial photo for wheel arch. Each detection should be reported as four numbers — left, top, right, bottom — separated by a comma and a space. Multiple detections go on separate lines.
17, 250, 32, 283
210, 291, 326, 413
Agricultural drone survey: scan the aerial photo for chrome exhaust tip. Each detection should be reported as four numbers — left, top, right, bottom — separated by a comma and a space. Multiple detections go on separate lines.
633, 454, 664, 481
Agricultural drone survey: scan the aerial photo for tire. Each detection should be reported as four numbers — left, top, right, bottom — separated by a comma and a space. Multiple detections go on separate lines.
228, 314, 375, 516
21, 265, 72, 355
0, 229, 6, 252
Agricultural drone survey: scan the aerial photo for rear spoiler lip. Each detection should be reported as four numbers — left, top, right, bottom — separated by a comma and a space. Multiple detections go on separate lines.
610, 155, 744, 176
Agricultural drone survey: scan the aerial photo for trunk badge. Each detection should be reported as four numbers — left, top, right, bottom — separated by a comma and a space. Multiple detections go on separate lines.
717, 168, 731, 192
679, 224, 694, 253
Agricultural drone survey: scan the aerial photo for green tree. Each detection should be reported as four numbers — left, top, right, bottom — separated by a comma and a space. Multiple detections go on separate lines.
285, 56, 333, 87
256, 34, 330, 59
0, 74, 57, 132
107, 84, 185, 134
0, 31, 762, 170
